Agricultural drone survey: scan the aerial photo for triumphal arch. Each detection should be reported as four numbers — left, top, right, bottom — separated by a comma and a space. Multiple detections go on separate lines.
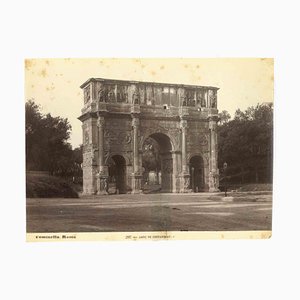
78, 78, 219, 195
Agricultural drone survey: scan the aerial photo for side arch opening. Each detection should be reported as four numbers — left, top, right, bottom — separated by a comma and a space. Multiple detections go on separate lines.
189, 155, 205, 192
108, 154, 127, 194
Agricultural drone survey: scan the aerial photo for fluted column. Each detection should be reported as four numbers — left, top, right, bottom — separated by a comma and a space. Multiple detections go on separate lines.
180, 119, 191, 192
132, 117, 139, 173
98, 116, 105, 171
208, 116, 219, 192
96, 115, 108, 194
181, 119, 188, 173
131, 115, 142, 193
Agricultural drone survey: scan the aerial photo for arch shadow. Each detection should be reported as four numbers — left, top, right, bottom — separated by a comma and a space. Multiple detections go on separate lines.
189, 155, 205, 192
142, 132, 173, 193
108, 154, 127, 194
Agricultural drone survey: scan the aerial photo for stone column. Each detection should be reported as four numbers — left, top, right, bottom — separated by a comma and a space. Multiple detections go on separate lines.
96, 115, 108, 194
131, 115, 142, 193
179, 119, 191, 192
171, 150, 180, 193
133, 117, 139, 173
208, 116, 219, 192
98, 116, 105, 169
114, 84, 118, 102
181, 119, 188, 173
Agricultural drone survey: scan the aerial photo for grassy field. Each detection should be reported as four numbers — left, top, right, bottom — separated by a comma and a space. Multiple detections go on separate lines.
26, 172, 79, 198
219, 183, 273, 192
235, 183, 272, 191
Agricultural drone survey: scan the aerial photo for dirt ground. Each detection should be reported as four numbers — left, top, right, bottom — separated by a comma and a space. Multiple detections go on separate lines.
26, 192, 272, 232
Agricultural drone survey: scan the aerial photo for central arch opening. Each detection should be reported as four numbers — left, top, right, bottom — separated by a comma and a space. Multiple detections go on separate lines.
142, 133, 173, 193
108, 155, 126, 194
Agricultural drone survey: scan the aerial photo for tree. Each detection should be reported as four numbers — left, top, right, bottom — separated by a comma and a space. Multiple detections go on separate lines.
218, 110, 231, 125
73, 145, 83, 166
26, 100, 44, 171
71, 145, 83, 180
26, 99, 75, 176
218, 103, 273, 184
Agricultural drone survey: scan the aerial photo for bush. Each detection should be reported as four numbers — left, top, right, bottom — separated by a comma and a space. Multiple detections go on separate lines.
219, 183, 272, 192
26, 172, 79, 198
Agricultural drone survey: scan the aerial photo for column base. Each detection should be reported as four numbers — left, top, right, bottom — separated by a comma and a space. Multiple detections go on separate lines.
82, 190, 98, 196
96, 172, 109, 195
179, 173, 192, 193
131, 189, 143, 194
131, 173, 142, 194
97, 190, 109, 195
208, 169, 220, 193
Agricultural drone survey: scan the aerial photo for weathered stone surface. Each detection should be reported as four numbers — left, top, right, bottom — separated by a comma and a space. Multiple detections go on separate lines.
78, 78, 220, 195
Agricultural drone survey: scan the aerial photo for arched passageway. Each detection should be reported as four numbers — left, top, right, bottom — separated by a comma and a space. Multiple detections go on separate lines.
189, 155, 204, 192
108, 155, 127, 194
142, 133, 173, 193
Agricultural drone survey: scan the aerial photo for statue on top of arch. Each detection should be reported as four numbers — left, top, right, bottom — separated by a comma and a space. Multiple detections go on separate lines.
209, 90, 217, 108
132, 85, 140, 104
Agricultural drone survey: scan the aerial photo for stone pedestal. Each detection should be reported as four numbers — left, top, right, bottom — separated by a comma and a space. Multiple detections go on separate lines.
96, 166, 109, 195
131, 173, 142, 194
208, 170, 219, 192
83, 165, 98, 195
179, 173, 192, 193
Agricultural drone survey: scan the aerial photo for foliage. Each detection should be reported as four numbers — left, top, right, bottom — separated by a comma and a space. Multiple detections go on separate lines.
218, 110, 231, 125
218, 103, 273, 184
26, 173, 78, 198
26, 99, 82, 178
71, 145, 83, 180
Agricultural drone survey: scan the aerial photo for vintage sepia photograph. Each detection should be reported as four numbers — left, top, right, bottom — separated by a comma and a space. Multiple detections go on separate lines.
6, 1, 299, 299
25, 58, 273, 241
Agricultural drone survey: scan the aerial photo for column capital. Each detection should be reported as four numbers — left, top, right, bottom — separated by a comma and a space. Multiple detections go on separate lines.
180, 119, 188, 129
209, 119, 218, 131
207, 114, 219, 123
132, 116, 140, 127
131, 105, 141, 114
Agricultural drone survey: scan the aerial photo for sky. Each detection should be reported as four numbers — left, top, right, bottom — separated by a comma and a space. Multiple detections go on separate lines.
25, 58, 274, 148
